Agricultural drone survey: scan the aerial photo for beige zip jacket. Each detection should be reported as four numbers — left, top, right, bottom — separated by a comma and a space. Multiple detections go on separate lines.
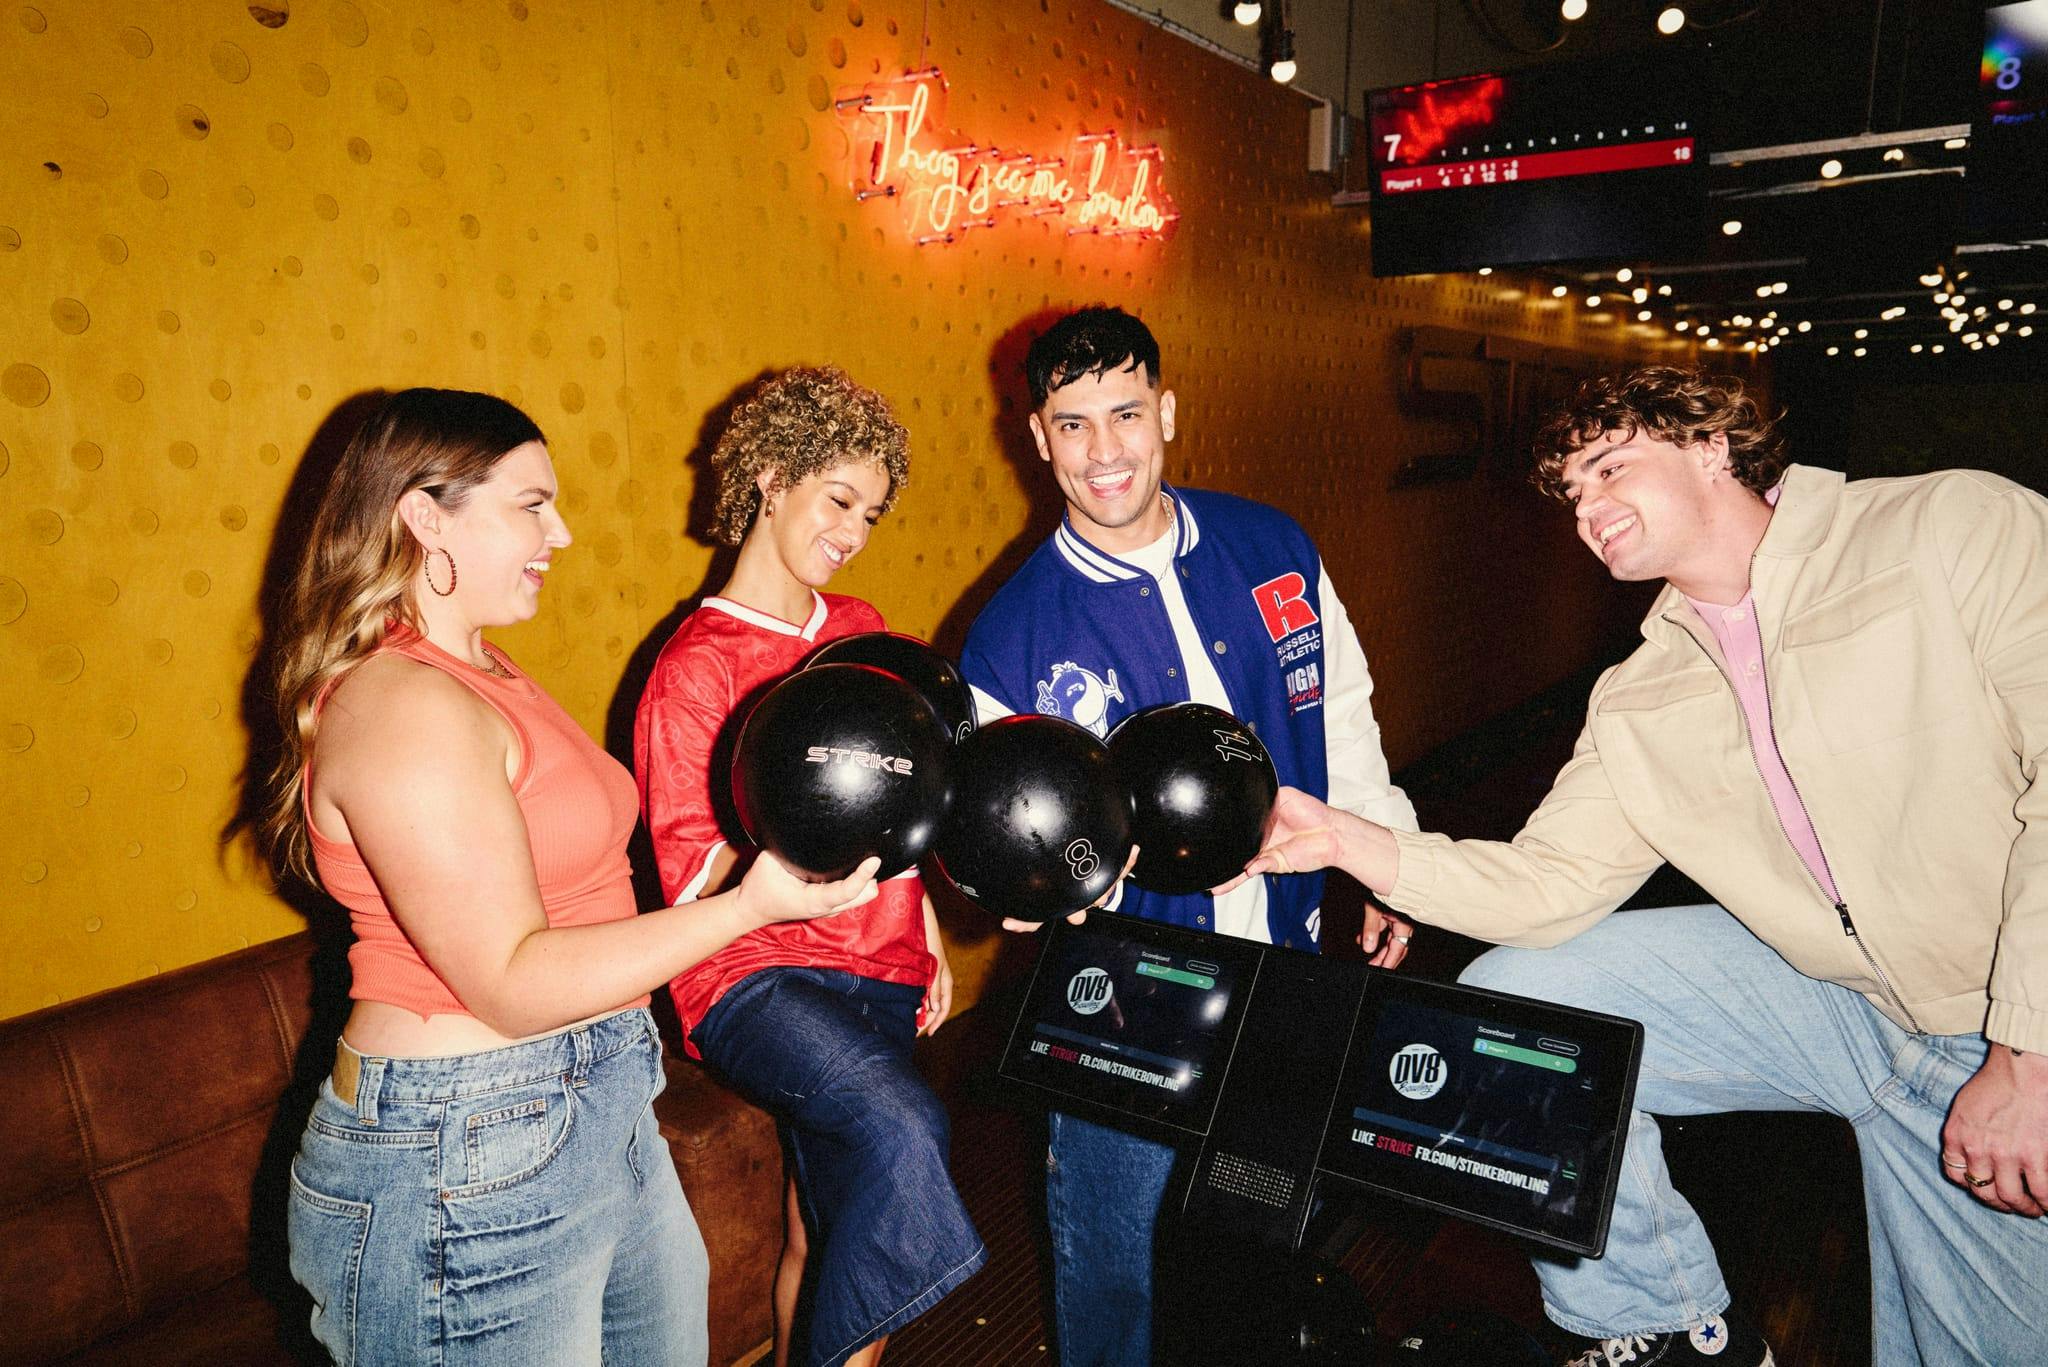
1388, 463, 2048, 1054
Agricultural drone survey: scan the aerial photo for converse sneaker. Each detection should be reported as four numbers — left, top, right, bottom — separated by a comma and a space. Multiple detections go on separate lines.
1562, 1313, 1775, 1366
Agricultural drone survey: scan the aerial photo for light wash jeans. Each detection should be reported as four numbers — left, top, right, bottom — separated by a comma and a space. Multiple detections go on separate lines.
287, 1008, 707, 1366
1044, 1110, 1177, 1367
1460, 904, 2048, 1365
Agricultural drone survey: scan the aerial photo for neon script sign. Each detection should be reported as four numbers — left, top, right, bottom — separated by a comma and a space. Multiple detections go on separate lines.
836, 67, 1178, 246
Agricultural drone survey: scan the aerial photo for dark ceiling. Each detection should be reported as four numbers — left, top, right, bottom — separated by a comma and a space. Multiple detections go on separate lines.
1321, 0, 2048, 366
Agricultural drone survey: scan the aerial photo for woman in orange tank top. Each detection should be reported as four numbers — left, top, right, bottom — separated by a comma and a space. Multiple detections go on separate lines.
261, 389, 878, 1366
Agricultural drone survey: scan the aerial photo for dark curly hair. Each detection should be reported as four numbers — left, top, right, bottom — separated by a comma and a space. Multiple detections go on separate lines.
708, 367, 911, 546
1531, 366, 1788, 500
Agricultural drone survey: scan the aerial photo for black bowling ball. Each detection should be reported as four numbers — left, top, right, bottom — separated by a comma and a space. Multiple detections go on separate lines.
805, 631, 977, 743
730, 663, 952, 881
935, 715, 1134, 923
1108, 702, 1278, 896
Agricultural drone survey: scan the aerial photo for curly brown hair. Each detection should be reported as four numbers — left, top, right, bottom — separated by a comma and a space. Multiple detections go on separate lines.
1530, 366, 1788, 500
707, 367, 911, 545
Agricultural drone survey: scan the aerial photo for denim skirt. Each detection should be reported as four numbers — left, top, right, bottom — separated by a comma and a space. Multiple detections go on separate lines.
287, 1008, 708, 1366
693, 967, 985, 1367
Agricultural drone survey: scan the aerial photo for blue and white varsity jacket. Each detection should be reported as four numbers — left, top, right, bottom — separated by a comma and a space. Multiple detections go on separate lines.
961, 485, 1359, 950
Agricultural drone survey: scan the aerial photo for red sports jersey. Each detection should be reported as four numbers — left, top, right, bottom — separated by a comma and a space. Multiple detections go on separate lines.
634, 591, 935, 1053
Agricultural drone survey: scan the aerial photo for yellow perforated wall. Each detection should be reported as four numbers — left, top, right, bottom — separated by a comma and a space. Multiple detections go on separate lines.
2, 0, 1699, 1018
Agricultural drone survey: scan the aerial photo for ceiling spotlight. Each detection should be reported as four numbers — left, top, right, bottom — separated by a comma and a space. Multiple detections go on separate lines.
1676, 319, 1691, 331
1997, 321, 2011, 333
1656, 6, 1686, 35
1705, 337, 1721, 348
1921, 273, 1945, 287
1755, 285, 1773, 298
1721, 219, 1743, 236
1964, 332, 1981, 344
1988, 334, 2001, 346
1945, 136, 1969, 149
1561, 0, 1589, 19
1797, 320, 1811, 332
1552, 284, 1569, 297
1854, 347, 1867, 356
1587, 295, 1603, 307
1268, 28, 1297, 84
1478, 266, 1494, 275
2024, 303, 2037, 314
1827, 346, 1841, 356
1933, 344, 1945, 353
1615, 267, 1635, 283
1632, 286, 1649, 303
1772, 281, 1788, 294
1819, 158, 1843, 179
1233, 1, 1263, 24
1883, 147, 1905, 162
1638, 309, 1653, 321
1855, 328, 1869, 339
1911, 344, 1924, 354
1657, 284, 1673, 296
1999, 298, 2015, 310
2023, 326, 2035, 337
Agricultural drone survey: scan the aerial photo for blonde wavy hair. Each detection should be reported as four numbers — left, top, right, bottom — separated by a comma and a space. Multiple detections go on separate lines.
1530, 366, 1788, 500
260, 389, 545, 883
707, 367, 910, 546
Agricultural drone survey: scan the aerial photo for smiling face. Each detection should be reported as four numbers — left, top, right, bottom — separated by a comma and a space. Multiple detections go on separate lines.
1029, 360, 1176, 555
759, 459, 893, 589
1560, 427, 1732, 589
430, 439, 571, 627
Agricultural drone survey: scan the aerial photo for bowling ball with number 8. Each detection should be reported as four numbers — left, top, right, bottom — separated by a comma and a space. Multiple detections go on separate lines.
933, 715, 1134, 924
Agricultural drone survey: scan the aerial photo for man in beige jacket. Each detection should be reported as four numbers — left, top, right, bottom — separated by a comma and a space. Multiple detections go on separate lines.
1235, 367, 2048, 1366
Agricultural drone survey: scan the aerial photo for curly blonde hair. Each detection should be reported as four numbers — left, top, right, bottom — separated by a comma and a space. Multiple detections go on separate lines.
1531, 366, 1787, 500
708, 368, 911, 546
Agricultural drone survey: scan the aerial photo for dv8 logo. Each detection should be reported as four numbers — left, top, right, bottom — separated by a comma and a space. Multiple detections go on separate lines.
1389, 1043, 1447, 1100
1067, 967, 1113, 1015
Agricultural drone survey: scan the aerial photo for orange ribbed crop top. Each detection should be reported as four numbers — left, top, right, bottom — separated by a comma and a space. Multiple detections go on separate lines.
307, 626, 646, 1018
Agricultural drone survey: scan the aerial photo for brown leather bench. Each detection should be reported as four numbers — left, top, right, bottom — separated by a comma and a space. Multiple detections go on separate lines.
0, 932, 782, 1366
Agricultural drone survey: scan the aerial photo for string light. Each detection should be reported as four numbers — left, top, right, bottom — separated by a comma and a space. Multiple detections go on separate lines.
1561, 0, 1589, 20
1721, 219, 1743, 236
1819, 158, 1843, 179
1656, 7, 1686, 35
1233, 2, 1263, 24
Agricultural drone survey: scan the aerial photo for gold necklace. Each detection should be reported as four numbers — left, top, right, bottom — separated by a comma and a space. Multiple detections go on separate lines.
472, 648, 514, 679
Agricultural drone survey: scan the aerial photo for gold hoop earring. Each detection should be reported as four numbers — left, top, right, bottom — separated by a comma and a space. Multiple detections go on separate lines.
424, 547, 458, 597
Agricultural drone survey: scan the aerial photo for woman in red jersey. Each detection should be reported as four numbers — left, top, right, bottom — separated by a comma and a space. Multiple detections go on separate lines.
264, 389, 876, 1366
634, 369, 982, 1367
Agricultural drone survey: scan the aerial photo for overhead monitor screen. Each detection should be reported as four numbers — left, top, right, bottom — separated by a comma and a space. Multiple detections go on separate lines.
1365, 47, 1706, 276
1969, 0, 2048, 238
1316, 972, 1642, 1255
997, 914, 1257, 1136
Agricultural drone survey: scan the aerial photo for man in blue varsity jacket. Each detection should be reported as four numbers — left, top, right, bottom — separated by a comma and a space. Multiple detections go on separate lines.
960, 306, 1420, 1367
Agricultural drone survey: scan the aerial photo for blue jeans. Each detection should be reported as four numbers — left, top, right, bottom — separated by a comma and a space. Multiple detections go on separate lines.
1045, 1111, 1177, 1367
1461, 904, 2048, 1364
692, 967, 985, 1367
286, 1008, 707, 1366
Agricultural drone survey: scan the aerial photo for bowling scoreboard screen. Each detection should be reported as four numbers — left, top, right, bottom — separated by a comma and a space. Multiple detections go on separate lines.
1969, 0, 2048, 237
1315, 974, 1640, 1255
1000, 915, 1257, 1135
1364, 47, 1706, 276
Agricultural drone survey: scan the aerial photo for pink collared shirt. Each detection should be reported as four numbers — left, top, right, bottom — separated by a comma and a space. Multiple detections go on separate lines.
1681, 487, 1841, 905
